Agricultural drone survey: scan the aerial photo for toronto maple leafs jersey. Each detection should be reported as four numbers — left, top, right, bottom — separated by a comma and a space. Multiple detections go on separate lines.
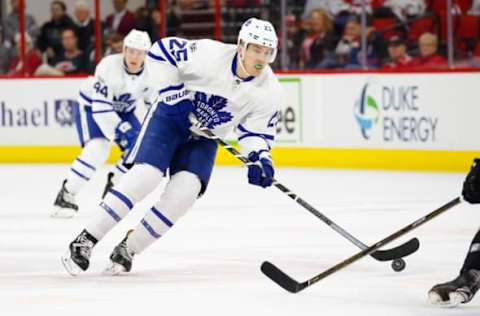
145, 37, 283, 157
78, 54, 156, 141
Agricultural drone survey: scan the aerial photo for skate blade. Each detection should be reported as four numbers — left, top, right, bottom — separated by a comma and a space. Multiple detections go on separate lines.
51, 207, 77, 219
428, 291, 464, 308
103, 261, 127, 276
61, 252, 82, 276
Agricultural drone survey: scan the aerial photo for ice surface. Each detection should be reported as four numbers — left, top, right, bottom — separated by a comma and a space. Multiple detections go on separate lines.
0, 164, 478, 316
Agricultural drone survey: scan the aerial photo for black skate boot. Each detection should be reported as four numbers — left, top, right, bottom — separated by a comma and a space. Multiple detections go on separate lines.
428, 269, 480, 307
61, 229, 98, 276
52, 179, 78, 218
101, 172, 115, 199
104, 230, 135, 275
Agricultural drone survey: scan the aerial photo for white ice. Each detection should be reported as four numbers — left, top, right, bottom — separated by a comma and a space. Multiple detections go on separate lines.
0, 164, 479, 316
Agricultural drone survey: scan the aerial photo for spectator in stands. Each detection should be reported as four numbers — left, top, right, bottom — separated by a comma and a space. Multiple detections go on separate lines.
73, 1, 94, 52
105, 0, 137, 36
302, 0, 371, 34
2, 0, 39, 46
410, 32, 447, 69
148, 7, 181, 40
335, 14, 387, 69
37, 1, 76, 64
302, 0, 372, 19
382, 35, 413, 68
286, 13, 303, 69
36, 27, 89, 75
0, 27, 16, 74
103, 32, 124, 56
300, 9, 338, 69
7, 33, 42, 76
381, 0, 427, 21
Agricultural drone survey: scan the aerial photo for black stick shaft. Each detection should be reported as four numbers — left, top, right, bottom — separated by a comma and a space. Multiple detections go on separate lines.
302, 197, 462, 290
191, 119, 414, 258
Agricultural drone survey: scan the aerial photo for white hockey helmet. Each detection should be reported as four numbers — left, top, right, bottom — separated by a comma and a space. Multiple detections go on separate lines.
123, 29, 152, 51
237, 18, 278, 63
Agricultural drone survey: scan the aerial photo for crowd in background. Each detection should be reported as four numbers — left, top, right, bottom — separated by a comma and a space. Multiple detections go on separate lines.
1, 0, 480, 76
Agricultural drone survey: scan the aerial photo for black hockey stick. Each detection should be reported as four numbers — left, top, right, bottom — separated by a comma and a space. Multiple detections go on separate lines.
261, 197, 462, 293
189, 115, 419, 268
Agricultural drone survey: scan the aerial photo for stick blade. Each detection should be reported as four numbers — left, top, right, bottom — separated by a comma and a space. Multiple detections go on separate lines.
261, 261, 304, 293
370, 237, 420, 261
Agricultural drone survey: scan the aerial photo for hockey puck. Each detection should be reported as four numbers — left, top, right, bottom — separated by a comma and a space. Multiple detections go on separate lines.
391, 259, 406, 272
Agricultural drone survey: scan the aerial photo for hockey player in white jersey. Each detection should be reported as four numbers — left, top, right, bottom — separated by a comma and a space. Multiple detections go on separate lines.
52, 29, 154, 219
61, 17, 283, 276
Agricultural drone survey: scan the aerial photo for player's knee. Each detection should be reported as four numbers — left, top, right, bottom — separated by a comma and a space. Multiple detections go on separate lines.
81, 138, 110, 165
113, 163, 164, 202
158, 171, 201, 222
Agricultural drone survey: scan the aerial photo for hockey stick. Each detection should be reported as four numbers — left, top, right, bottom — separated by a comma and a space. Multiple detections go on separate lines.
261, 197, 462, 293
189, 115, 419, 268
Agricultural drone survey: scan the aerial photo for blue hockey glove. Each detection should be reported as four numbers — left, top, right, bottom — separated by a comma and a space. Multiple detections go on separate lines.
114, 121, 139, 151
247, 151, 274, 188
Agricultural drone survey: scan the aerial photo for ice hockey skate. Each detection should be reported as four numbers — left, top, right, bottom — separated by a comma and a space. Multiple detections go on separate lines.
428, 269, 480, 307
51, 179, 79, 218
104, 230, 135, 276
61, 229, 98, 276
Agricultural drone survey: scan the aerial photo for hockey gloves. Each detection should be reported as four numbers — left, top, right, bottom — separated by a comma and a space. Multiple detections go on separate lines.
463, 158, 480, 204
114, 121, 139, 151
247, 151, 274, 188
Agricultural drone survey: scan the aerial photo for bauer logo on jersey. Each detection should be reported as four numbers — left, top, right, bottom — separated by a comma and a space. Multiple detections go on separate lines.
112, 93, 136, 112
54, 99, 77, 126
193, 92, 233, 128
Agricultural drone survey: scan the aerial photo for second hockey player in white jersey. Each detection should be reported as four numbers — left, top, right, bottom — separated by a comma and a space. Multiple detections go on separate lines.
61, 18, 284, 275
52, 29, 155, 218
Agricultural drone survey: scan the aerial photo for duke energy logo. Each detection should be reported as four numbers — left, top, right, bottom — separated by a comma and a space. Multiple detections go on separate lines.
353, 83, 380, 140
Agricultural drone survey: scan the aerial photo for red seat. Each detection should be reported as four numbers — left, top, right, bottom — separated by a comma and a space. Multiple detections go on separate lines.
455, 15, 480, 51
373, 18, 399, 39
456, 0, 473, 13
456, 15, 480, 39
408, 16, 436, 44
473, 42, 480, 56
438, 14, 458, 42
371, 0, 385, 9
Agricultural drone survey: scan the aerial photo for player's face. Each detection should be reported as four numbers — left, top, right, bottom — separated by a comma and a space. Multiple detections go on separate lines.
124, 47, 146, 73
243, 43, 274, 76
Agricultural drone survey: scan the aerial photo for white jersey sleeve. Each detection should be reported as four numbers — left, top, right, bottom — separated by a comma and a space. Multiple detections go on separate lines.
91, 56, 122, 140
145, 37, 193, 105
237, 76, 283, 158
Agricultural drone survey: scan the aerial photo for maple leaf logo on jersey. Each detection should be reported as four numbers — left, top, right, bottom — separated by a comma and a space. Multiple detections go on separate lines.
193, 92, 233, 128
112, 93, 135, 112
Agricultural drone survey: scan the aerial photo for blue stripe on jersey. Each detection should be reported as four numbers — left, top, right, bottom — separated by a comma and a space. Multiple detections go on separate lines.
70, 168, 90, 181
100, 202, 122, 222
237, 124, 274, 140
92, 99, 113, 106
92, 109, 115, 114
147, 51, 166, 62
157, 40, 177, 67
115, 164, 127, 174
159, 83, 185, 94
79, 91, 92, 104
76, 158, 96, 171
231, 54, 255, 82
150, 207, 173, 227
108, 188, 134, 210
141, 219, 161, 238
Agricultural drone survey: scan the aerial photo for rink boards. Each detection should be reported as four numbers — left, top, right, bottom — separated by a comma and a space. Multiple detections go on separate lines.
0, 73, 479, 171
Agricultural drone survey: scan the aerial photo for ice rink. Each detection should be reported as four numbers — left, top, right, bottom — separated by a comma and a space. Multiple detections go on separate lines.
1, 164, 479, 316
